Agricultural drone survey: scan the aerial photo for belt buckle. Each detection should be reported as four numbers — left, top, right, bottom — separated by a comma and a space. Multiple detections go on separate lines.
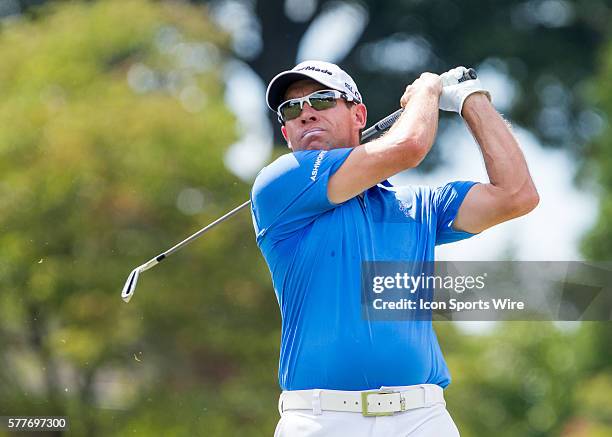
361, 389, 401, 417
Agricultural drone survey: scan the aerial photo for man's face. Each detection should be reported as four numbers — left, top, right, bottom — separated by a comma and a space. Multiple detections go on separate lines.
280, 79, 366, 151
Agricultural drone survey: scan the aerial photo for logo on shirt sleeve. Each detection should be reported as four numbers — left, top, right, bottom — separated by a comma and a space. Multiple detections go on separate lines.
310, 150, 327, 181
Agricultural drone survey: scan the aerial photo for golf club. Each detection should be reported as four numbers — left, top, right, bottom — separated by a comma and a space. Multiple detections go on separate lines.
121, 68, 477, 303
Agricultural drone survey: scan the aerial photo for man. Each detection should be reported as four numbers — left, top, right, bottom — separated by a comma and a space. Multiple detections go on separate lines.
250, 60, 538, 436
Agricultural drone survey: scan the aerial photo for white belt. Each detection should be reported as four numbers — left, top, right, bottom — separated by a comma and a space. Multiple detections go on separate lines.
279, 384, 445, 417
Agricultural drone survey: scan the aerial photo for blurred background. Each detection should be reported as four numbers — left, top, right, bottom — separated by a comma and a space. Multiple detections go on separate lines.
0, 0, 611, 435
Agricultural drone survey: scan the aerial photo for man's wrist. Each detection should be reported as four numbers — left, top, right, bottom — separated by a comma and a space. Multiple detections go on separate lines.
461, 92, 492, 117
412, 85, 441, 99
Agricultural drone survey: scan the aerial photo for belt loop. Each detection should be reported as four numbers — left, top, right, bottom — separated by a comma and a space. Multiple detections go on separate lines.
421, 385, 429, 407
278, 392, 284, 415
312, 389, 322, 415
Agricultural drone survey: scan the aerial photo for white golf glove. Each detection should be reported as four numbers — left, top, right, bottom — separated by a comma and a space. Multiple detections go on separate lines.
439, 66, 491, 115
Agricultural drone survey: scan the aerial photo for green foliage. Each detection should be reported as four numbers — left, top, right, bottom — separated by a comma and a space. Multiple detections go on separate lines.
437, 322, 612, 437
583, 40, 612, 260
0, 0, 279, 435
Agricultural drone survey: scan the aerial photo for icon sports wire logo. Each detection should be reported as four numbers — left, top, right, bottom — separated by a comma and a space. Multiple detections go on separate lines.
360, 261, 612, 322
310, 151, 327, 181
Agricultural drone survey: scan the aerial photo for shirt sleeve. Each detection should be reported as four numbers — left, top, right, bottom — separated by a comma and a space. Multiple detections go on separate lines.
250, 148, 353, 242
433, 181, 479, 245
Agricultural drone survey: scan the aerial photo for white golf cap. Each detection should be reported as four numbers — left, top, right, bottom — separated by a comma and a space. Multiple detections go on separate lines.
266, 60, 362, 112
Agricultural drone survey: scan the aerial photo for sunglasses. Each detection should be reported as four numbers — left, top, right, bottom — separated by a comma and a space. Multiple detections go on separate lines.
277, 89, 353, 123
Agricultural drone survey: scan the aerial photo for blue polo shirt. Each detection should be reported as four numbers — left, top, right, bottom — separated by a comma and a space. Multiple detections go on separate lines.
250, 148, 478, 391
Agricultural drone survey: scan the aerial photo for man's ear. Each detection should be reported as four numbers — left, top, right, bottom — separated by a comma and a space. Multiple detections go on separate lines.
354, 103, 367, 130
281, 125, 293, 149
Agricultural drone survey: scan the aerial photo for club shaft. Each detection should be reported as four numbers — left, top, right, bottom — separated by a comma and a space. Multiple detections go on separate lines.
165, 199, 252, 255
141, 111, 407, 269
123, 68, 480, 302
133, 68, 479, 270
140, 199, 252, 270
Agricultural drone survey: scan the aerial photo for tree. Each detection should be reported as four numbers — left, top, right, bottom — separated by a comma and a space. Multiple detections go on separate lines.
582, 39, 612, 261
0, 1, 278, 434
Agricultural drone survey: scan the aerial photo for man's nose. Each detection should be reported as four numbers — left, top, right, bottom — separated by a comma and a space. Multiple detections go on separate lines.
299, 102, 318, 123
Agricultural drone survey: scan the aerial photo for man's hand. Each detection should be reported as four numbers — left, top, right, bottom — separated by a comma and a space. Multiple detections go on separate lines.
439, 66, 490, 115
400, 73, 443, 108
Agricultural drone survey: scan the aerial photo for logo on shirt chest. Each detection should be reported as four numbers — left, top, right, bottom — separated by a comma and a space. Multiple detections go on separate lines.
397, 199, 413, 218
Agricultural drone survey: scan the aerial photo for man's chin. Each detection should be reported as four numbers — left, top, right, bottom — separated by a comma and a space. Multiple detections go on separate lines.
300, 138, 336, 151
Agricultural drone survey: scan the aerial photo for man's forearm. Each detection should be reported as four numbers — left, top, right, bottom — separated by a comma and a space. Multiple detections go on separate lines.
462, 94, 537, 198
380, 88, 440, 166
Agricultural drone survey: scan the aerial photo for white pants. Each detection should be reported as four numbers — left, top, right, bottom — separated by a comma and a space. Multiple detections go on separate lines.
274, 387, 460, 437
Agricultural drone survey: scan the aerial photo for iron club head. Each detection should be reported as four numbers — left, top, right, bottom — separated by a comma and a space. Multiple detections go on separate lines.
121, 267, 140, 303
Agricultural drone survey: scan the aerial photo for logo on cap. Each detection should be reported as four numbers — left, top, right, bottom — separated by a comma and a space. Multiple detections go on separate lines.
296, 65, 333, 76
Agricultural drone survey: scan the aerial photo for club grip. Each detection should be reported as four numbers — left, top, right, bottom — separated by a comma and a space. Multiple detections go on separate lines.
375, 108, 403, 131
459, 68, 477, 82
361, 68, 477, 143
